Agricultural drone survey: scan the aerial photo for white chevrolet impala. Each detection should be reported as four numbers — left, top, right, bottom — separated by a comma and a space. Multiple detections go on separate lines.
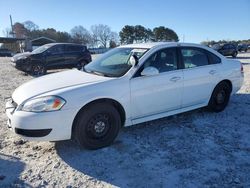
6, 42, 244, 149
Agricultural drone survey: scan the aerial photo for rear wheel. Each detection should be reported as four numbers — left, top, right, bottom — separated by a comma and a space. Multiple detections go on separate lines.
74, 103, 121, 149
208, 82, 231, 112
232, 51, 237, 58
31, 64, 47, 76
76, 60, 87, 70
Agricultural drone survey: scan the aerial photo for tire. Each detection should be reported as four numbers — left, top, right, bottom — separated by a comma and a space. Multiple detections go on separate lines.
31, 64, 47, 76
74, 102, 121, 149
232, 51, 237, 58
207, 82, 231, 112
76, 60, 87, 70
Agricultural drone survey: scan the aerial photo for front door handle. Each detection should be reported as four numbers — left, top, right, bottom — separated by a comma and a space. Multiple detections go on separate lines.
170, 76, 181, 82
209, 70, 216, 75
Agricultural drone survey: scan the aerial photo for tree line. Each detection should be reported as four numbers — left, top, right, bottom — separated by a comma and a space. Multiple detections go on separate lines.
120, 25, 179, 44
2, 20, 179, 48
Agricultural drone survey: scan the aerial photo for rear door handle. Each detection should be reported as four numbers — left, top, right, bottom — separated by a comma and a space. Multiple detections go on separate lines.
170, 76, 181, 82
209, 70, 216, 75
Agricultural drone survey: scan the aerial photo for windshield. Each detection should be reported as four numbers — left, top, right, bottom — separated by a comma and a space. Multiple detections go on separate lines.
84, 47, 148, 77
32, 44, 53, 54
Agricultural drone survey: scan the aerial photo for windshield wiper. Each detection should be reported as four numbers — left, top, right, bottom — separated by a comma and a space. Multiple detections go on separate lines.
85, 69, 114, 77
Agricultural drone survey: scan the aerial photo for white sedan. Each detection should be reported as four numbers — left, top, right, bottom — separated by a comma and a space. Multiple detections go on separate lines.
5, 42, 244, 149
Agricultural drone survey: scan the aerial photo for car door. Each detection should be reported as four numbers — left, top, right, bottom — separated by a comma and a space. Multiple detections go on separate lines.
180, 47, 220, 108
229, 44, 235, 55
64, 45, 81, 67
46, 44, 65, 69
130, 47, 183, 123
224, 44, 231, 56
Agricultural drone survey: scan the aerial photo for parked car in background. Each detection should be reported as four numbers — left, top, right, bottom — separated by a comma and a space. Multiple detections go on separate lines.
212, 43, 238, 58
11, 43, 92, 75
0, 48, 13, 57
238, 43, 248, 52
6, 42, 243, 149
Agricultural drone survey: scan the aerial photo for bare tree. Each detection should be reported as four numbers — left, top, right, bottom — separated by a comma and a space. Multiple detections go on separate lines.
110, 32, 119, 45
90, 24, 113, 48
2, 28, 11, 37
71, 25, 91, 45
23, 20, 39, 31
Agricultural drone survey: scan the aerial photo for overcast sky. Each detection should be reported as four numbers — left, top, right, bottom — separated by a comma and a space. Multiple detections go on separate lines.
0, 0, 249, 42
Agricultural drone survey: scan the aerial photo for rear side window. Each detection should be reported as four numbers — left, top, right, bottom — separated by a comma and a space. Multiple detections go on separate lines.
207, 51, 221, 64
66, 45, 82, 52
181, 48, 209, 68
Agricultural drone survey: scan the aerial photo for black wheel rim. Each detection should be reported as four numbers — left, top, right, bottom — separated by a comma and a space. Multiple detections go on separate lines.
216, 89, 226, 104
86, 113, 111, 139
33, 65, 44, 75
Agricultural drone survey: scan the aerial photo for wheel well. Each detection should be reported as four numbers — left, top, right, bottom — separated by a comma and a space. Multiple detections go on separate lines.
71, 98, 126, 138
219, 79, 232, 93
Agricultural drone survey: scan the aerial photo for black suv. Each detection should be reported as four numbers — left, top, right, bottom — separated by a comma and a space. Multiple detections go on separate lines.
212, 43, 238, 58
238, 43, 248, 52
12, 43, 92, 75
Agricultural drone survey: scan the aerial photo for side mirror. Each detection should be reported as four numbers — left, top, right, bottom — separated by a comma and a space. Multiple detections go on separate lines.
141, 66, 159, 76
129, 55, 139, 66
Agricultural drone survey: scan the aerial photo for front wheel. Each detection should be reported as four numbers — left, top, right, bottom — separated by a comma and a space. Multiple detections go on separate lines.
74, 103, 121, 149
207, 82, 231, 112
31, 64, 47, 76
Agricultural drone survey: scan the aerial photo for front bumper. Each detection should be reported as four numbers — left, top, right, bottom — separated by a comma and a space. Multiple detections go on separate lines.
15, 128, 52, 137
5, 99, 75, 141
15, 60, 32, 72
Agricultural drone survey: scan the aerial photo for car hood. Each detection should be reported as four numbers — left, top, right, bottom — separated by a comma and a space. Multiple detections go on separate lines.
12, 69, 111, 104
12, 52, 32, 61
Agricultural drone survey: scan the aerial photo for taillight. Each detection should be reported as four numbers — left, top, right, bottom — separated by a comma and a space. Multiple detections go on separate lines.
241, 63, 244, 73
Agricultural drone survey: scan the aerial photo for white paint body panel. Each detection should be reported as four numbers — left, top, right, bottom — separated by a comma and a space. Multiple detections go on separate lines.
6, 42, 244, 141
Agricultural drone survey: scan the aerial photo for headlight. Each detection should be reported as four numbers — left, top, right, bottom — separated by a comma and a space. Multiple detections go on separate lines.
19, 96, 66, 112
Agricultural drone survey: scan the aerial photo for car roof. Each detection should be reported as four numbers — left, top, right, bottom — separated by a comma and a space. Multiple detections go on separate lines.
119, 42, 176, 49
45, 43, 86, 47
119, 42, 208, 49
118, 42, 225, 59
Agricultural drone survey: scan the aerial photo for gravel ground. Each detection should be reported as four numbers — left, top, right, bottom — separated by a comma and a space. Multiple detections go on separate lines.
0, 52, 250, 188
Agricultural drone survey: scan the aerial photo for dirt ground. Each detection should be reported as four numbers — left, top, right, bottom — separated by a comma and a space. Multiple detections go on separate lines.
0, 52, 250, 188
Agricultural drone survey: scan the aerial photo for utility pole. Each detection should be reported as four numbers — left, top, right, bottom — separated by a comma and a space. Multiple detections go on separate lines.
9, 15, 15, 37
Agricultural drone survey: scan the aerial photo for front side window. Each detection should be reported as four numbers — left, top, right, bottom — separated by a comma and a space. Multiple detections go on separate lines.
48, 45, 64, 54
181, 48, 209, 68
84, 48, 148, 77
141, 48, 178, 73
